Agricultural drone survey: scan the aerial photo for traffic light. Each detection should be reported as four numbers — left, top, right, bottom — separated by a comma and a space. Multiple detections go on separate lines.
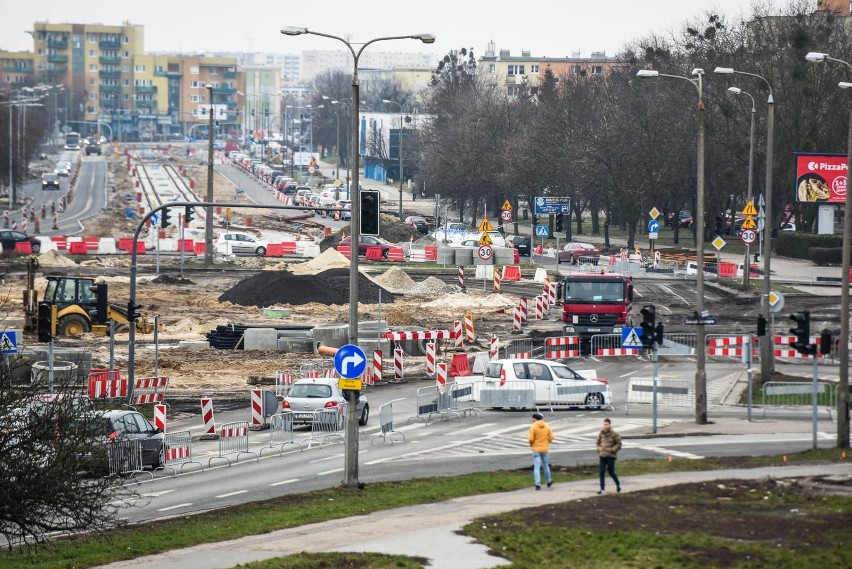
161, 206, 171, 229
361, 190, 380, 236
184, 206, 195, 226
819, 329, 832, 356
555, 213, 564, 232
655, 323, 665, 346
639, 305, 656, 349
127, 300, 142, 323
756, 315, 767, 337
788, 311, 813, 355
37, 302, 56, 343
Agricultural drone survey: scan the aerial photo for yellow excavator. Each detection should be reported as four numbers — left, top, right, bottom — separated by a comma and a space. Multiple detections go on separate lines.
23, 257, 155, 338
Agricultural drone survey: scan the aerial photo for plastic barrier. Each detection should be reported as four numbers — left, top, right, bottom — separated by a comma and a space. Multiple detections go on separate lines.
371, 403, 405, 445
194, 242, 205, 256
337, 243, 351, 259
51, 236, 67, 250
154, 404, 167, 432
88, 369, 127, 400
502, 265, 521, 281
424, 245, 438, 261
282, 242, 297, 254
84, 236, 99, 251
366, 246, 384, 261
718, 262, 737, 278
68, 241, 88, 255
449, 353, 471, 377
161, 431, 203, 474
207, 421, 258, 467
178, 239, 194, 253
387, 247, 405, 262
260, 411, 304, 456
266, 243, 284, 257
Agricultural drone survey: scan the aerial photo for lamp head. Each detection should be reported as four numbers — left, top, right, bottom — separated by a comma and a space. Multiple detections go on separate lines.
382, 99, 392, 104
840, 82, 852, 90
205, 83, 213, 89
714, 66, 734, 74
636, 69, 659, 78
806, 52, 827, 63
727, 86, 742, 95
415, 33, 436, 44
322, 95, 330, 100
280, 26, 308, 36
691, 68, 705, 77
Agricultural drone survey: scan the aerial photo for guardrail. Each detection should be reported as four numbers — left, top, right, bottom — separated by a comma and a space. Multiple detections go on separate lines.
757, 381, 837, 419
305, 406, 347, 446
207, 421, 258, 467
625, 378, 694, 414
107, 439, 151, 479
261, 411, 304, 456
371, 403, 405, 445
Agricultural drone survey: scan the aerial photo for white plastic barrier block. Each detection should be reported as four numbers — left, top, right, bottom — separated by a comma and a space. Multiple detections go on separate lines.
533, 268, 548, 283
97, 237, 117, 254
158, 238, 178, 252
37, 236, 57, 252
301, 243, 320, 258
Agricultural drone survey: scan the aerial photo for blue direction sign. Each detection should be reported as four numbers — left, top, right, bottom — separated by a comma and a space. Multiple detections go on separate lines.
535, 225, 549, 237
533, 196, 571, 215
621, 327, 644, 349
334, 344, 367, 379
0, 331, 18, 354
648, 219, 660, 233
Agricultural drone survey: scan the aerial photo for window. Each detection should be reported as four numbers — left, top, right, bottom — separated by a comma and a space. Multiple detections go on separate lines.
488, 63, 495, 72
570, 65, 581, 74
89, 50, 96, 57
190, 95, 202, 103
591, 66, 603, 74
190, 66, 199, 75
123, 35, 129, 43
89, 64, 97, 71
154, 65, 164, 74
190, 80, 200, 88
123, 79, 129, 86
531, 64, 539, 73
88, 33, 97, 43
134, 65, 146, 73
123, 50, 129, 58
209, 67, 219, 75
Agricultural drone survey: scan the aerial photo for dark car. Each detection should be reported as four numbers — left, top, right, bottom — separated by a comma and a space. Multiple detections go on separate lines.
77, 410, 165, 474
0, 230, 41, 255
404, 215, 429, 235
41, 172, 61, 190
558, 242, 600, 264
509, 235, 531, 256
339, 235, 394, 257
666, 210, 694, 228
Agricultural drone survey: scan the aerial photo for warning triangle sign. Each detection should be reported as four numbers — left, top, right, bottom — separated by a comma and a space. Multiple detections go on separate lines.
742, 201, 757, 216
622, 328, 643, 348
0, 333, 14, 353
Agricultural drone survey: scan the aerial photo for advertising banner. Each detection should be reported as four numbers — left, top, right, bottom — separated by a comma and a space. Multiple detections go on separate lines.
794, 153, 847, 203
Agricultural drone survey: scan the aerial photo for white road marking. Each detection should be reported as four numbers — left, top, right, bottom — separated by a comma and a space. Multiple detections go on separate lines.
216, 490, 248, 498
318, 468, 344, 476
157, 503, 192, 512
310, 453, 344, 463
620, 370, 640, 378
270, 479, 300, 487
140, 490, 175, 498
443, 423, 496, 435
634, 444, 704, 459
660, 285, 688, 305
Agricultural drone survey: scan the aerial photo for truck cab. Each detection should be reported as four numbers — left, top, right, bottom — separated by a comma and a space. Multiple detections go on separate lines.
560, 273, 633, 343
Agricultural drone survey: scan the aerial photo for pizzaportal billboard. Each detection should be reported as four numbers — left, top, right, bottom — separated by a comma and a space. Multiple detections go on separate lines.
795, 153, 847, 203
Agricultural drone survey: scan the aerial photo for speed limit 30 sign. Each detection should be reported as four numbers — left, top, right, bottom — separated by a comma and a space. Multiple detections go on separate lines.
478, 245, 493, 261
740, 229, 757, 244
500, 210, 512, 221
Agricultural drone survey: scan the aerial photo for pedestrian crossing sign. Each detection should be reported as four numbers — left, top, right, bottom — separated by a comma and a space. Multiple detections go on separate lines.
1, 331, 18, 354
621, 327, 643, 349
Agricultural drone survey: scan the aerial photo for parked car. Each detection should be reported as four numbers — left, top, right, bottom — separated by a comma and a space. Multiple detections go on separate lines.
282, 377, 369, 426
337, 200, 352, 220
508, 235, 531, 256
666, 210, 694, 228
0, 230, 41, 254
214, 231, 268, 256
41, 172, 61, 190
76, 410, 165, 474
558, 242, 600, 264
477, 358, 611, 409
450, 239, 481, 248
404, 215, 429, 235
339, 235, 394, 257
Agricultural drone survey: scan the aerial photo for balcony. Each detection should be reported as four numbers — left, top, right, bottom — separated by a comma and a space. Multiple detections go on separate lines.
135, 99, 157, 107
154, 69, 168, 77
47, 67, 67, 77
4, 66, 33, 73
99, 84, 121, 93
48, 54, 68, 64
100, 98, 118, 108
47, 38, 67, 49
226, 100, 238, 108
99, 70, 121, 79
99, 55, 122, 65
135, 85, 158, 93
99, 39, 121, 50
212, 86, 237, 94
224, 70, 237, 79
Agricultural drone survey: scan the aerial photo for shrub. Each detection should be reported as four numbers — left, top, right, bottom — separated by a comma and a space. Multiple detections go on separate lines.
808, 247, 843, 265
775, 232, 842, 259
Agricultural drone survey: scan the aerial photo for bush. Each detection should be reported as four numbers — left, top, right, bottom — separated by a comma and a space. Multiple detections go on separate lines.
808, 247, 843, 265
775, 232, 842, 259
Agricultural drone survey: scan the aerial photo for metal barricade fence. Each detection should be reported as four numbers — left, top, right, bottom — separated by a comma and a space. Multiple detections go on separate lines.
625, 378, 694, 414
261, 411, 304, 456
759, 382, 837, 418
502, 338, 536, 359
408, 385, 461, 424
107, 439, 148, 478
306, 405, 347, 445
371, 403, 405, 445
545, 382, 612, 411
479, 380, 536, 409
658, 333, 698, 355
591, 334, 639, 356
161, 430, 202, 474
451, 381, 481, 416
207, 421, 258, 467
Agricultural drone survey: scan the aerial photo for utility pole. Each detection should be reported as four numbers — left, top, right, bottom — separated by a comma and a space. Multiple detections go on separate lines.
204, 85, 214, 266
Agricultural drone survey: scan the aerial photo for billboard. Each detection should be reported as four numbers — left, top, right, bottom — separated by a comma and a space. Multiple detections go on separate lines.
795, 153, 847, 203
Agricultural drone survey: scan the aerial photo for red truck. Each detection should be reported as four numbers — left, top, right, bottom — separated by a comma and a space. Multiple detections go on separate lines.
559, 273, 633, 345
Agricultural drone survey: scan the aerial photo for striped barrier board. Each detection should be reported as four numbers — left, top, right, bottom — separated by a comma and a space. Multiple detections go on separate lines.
132, 376, 169, 404
384, 330, 451, 341
545, 336, 581, 359
596, 348, 639, 356
87, 369, 127, 400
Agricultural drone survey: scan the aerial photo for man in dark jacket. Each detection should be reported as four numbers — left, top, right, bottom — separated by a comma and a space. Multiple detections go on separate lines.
528, 412, 554, 490
596, 418, 622, 494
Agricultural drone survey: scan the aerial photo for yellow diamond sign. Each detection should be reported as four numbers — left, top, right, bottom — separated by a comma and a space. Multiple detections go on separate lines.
649, 207, 660, 220
477, 218, 494, 232
712, 236, 726, 250
741, 216, 757, 230
478, 232, 493, 246
742, 201, 757, 216
502, 200, 513, 211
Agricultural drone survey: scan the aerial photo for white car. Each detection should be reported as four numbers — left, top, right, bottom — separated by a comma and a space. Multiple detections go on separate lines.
480, 358, 611, 409
282, 377, 369, 426
54, 161, 71, 177
214, 231, 268, 256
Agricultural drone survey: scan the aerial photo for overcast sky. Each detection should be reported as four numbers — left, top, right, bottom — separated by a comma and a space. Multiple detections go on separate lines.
1, 1, 767, 59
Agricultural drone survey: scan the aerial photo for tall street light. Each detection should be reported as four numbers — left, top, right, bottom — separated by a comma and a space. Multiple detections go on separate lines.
382, 99, 405, 217
322, 95, 346, 181
205, 84, 215, 266
726, 86, 757, 287
636, 67, 709, 424
714, 66, 775, 381
806, 51, 851, 449
281, 26, 435, 488
331, 99, 352, 184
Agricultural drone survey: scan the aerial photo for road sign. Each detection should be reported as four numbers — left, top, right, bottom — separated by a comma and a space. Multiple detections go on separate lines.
741, 216, 757, 230
308, 166, 316, 174
477, 218, 494, 232
648, 232, 659, 240
334, 179, 342, 187
742, 201, 757, 216
0, 331, 17, 354
533, 196, 571, 215
477, 245, 493, 261
500, 210, 512, 222
478, 232, 493, 246
621, 328, 644, 349
768, 290, 785, 313
501, 200, 512, 211
712, 236, 726, 250
334, 344, 367, 379
741, 229, 757, 244
535, 225, 549, 237
757, 218, 765, 232
684, 317, 717, 325
339, 378, 362, 391
649, 207, 660, 220
759, 194, 765, 207
647, 219, 660, 233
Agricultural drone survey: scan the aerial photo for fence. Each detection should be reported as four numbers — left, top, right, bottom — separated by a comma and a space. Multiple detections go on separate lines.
161, 431, 202, 474
410, 385, 462, 424
260, 411, 304, 456
132, 376, 169, 405
757, 382, 837, 418
207, 421, 258, 467
305, 406, 347, 446
107, 439, 150, 478
479, 380, 536, 409
371, 403, 405, 445
502, 338, 536, 359
625, 378, 694, 414
590, 334, 640, 357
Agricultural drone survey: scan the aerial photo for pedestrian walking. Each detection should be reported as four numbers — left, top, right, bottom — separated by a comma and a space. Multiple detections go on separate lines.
411, 188, 417, 201
596, 418, 622, 494
528, 412, 553, 490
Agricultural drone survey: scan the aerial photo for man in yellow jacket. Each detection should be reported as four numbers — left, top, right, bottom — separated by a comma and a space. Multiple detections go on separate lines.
528, 412, 554, 490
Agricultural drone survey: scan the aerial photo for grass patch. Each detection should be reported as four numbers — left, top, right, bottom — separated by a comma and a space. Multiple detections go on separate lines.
2, 450, 845, 568
233, 552, 427, 568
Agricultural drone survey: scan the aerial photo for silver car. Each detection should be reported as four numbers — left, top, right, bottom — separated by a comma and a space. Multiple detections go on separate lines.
214, 231, 268, 256
282, 377, 369, 426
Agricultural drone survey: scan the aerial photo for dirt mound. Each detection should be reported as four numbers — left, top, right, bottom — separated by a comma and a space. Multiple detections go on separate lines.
218, 267, 395, 307
150, 274, 195, 285
373, 267, 417, 293
423, 292, 517, 309
38, 249, 77, 267
291, 247, 350, 275
411, 276, 456, 294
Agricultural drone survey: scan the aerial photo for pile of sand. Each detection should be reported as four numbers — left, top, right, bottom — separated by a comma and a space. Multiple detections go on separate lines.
38, 250, 77, 267
423, 292, 518, 309
290, 247, 350, 275
410, 276, 456, 294
373, 267, 417, 293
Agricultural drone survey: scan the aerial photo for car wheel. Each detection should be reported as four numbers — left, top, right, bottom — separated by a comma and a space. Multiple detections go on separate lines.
358, 404, 369, 426
568, 255, 575, 265
58, 314, 90, 337
154, 445, 166, 469
255, 246, 267, 257
382, 248, 389, 259
585, 393, 604, 410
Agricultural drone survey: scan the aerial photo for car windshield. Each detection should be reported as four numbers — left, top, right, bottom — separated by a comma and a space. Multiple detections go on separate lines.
43, 174, 58, 180
563, 280, 624, 302
288, 384, 333, 398
551, 365, 582, 380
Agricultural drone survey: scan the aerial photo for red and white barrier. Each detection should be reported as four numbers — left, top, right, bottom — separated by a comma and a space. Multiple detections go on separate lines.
453, 320, 463, 348
132, 376, 169, 404
383, 330, 451, 341
464, 313, 475, 342
154, 404, 167, 432
436, 362, 447, 393
363, 364, 374, 386
546, 336, 580, 359
707, 335, 755, 357
490, 334, 499, 359
520, 296, 528, 324
426, 341, 436, 376
394, 347, 404, 381
201, 398, 216, 435
596, 348, 639, 356
536, 295, 545, 320
373, 350, 383, 384
87, 369, 127, 400
493, 268, 502, 293
773, 335, 825, 359
513, 305, 523, 333
458, 266, 464, 288
547, 282, 557, 306
250, 389, 264, 426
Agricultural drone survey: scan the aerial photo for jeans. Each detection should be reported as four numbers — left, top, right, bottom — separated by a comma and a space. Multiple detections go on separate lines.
599, 456, 620, 490
532, 451, 552, 486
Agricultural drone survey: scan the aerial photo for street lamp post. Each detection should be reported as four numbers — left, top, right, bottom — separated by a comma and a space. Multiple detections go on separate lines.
714, 67, 775, 381
726, 86, 757, 287
382, 99, 405, 217
637, 67, 708, 424
322, 95, 344, 180
281, 26, 435, 488
331, 99, 351, 184
806, 52, 852, 449
204, 84, 215, 266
